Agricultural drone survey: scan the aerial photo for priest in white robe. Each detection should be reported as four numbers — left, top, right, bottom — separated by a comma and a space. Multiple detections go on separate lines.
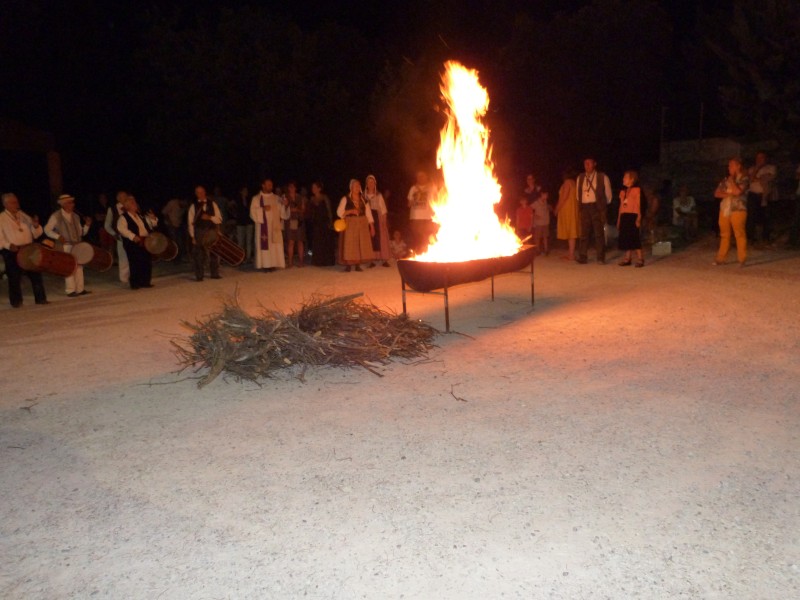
250, 178, 287, 270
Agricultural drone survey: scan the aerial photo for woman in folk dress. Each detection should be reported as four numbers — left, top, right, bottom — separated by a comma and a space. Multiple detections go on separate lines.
364, 174, 391, 267
337, 179, 375, 272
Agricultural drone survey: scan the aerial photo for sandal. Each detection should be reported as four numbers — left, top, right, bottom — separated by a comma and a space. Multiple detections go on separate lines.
634, 260, 644, 268
618, 259, 632, 266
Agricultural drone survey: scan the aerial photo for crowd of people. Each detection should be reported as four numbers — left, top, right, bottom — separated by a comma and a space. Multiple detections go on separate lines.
2, 153, 799, 308
510, 151, 799, 269
0, 175, 413, 307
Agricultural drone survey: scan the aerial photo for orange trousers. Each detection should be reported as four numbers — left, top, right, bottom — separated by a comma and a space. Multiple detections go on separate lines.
717, 211, 747, 264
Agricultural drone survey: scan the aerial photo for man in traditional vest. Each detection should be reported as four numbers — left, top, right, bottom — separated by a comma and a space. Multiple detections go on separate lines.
117, 195, 158, 289
104, 190, 130, 285
575, 157, 612, 264
187, 185, 223, 281
44, 193, 92, 296
0, 192, 49, 307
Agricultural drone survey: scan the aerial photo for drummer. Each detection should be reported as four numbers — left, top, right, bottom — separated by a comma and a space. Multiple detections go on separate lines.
117, 195, 158, 289
187, 185, 223, 282
0, 192, 49, 307
44, 193, 91, 297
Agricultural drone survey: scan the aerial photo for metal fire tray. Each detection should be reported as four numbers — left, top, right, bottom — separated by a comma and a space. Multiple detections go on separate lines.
397, 244, 536, 332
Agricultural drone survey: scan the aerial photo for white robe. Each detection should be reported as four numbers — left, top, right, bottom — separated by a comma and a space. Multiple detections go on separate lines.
250, 192, 287, 269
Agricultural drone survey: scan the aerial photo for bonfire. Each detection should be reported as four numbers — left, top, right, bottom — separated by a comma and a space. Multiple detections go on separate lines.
414, 60, 522, 263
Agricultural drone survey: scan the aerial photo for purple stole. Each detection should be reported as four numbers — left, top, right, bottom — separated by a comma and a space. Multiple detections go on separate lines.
259, 195, 270, 250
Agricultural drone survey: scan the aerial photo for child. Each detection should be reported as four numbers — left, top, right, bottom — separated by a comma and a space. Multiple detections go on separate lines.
530, 192, 550, 255
515, 196, 533, 241
672, 185, 698, 241
617, 170, 644, 267
389, 230, 409, 259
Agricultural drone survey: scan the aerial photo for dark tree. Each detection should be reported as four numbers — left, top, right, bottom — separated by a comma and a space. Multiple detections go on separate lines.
137, 6, 379, 190
498, 0, 673, 177
701, 0, 800, 142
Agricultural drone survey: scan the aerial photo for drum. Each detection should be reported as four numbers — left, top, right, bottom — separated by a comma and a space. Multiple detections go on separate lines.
201, 229, 245, 266
16, 244, 77, 277
69, 242, 94, 265
144, 231, 169, 255
157, 239, 179, 262
68, 241, 113, 272
85, 245, 113, 271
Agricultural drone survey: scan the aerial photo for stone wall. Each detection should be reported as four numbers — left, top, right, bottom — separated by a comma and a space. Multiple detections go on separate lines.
642, 137, 794, 203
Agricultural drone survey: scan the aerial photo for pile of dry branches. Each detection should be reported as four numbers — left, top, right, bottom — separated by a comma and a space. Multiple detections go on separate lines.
173, 292, 438, 387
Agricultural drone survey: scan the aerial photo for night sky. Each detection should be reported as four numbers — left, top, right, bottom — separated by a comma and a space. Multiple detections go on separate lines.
2, 0, 728, 215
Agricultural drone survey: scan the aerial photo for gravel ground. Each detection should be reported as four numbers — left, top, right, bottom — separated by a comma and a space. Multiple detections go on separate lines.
1, 237, 798, 599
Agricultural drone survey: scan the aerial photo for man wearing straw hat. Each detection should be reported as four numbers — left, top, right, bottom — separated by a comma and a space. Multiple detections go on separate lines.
44, 193, 92, 297
0, 192, 49, 307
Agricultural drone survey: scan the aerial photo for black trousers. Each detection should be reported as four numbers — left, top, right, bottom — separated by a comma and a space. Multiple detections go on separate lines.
2, 249, 47, 306
123, 240, 152, 288
192, 227, 219, 279
746, 192, 770, 241
578, 203, 606, 261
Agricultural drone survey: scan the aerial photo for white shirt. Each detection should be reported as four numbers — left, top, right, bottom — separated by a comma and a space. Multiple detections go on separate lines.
407, 184, 437, 220
365, 191, 387, 216
161, 199, 185, 228
337, 196, 375, 223
118, 211, 157, 241
672, 196, 696, 226
187, 200, 222, 239
44, 209, 88, 243
749, 163, 776, 195
104, 202, 124, 238
578, 171, 612, 204
0, 210, 42, 249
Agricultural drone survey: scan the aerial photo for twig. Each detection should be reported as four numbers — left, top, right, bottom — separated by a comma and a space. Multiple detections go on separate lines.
137, 376, 203, 386
448, 330, 476, 339
359, 361, 384, 377
450, 384, 467, 402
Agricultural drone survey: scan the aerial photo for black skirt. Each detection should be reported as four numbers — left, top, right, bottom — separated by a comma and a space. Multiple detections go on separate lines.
618, 213, 642, 250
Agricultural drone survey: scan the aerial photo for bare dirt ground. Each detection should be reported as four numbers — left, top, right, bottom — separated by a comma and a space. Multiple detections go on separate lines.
1, 237, 799, 599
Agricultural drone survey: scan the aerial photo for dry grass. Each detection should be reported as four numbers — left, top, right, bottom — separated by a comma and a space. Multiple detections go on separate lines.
173, 292, 438, 387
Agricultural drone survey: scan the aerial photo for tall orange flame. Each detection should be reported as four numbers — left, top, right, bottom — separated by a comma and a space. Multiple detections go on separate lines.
413, 61, 521, 262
